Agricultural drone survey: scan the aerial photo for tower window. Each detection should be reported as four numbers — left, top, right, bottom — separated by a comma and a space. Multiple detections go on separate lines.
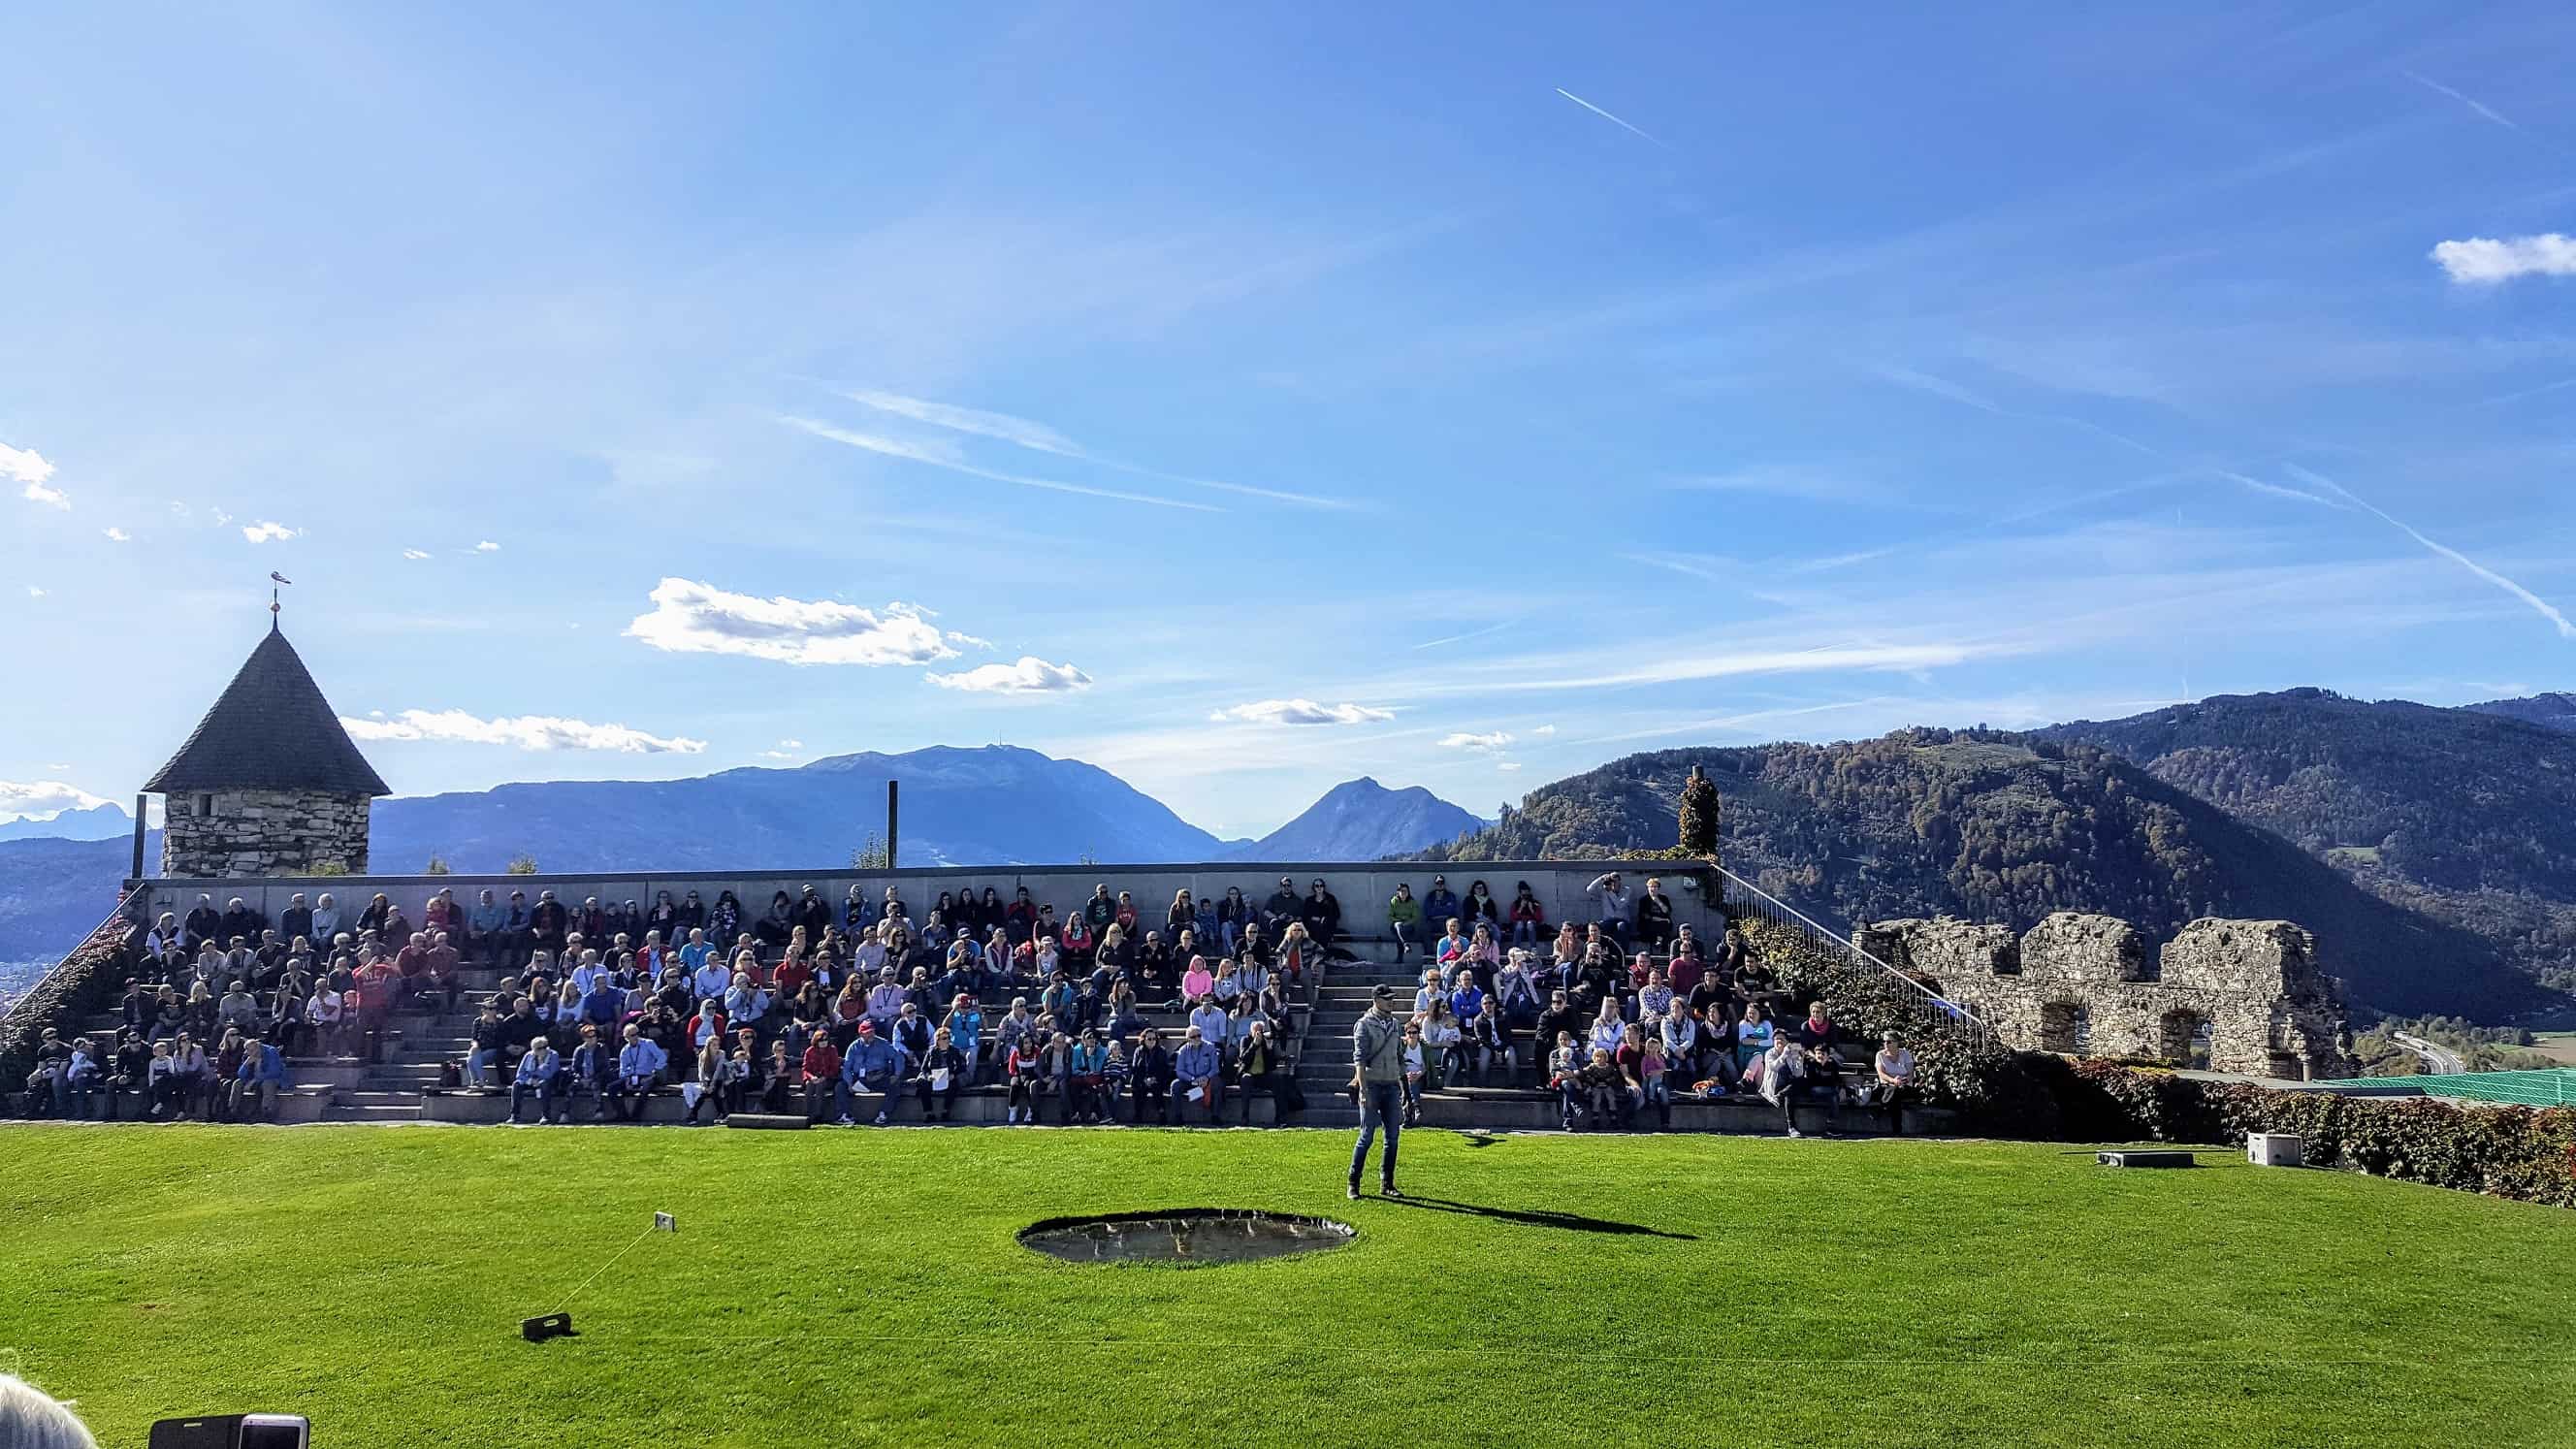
196, 793, 214, 818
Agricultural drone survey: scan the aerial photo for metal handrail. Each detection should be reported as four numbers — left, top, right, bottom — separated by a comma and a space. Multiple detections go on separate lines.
0, 886, 145, 1037
1713, 865, 1996, 1046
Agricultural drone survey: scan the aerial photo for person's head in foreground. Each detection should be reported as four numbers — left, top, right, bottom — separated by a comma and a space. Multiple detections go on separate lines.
0, 1374, 94, 1449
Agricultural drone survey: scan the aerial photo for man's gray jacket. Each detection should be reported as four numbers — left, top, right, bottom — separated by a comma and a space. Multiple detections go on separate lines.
1352, 1009, 1404, 1083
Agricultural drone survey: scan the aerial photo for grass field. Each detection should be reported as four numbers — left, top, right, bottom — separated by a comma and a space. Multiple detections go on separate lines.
6, 1125, 2574, 1447
2528, 1031, 2576, 1066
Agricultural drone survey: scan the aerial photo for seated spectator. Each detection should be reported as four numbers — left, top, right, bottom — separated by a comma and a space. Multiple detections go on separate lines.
1174, 1025, 1224, 1124
1467, 997, 1513, 1083
839, 1018, 901, 1125
797, 1028, 841, 1124
1180, 954, 1215, 1003
1421, 876, 1461, 936
1732, 1003, 1774, 1075
1188, 994, 1231, 1061
1532, 990, 1583, 1085
1585, 871, 1632, 950
1067, 1027, 1110, 1124
1586, 996, 1626, 1059
1418, 998, 1465, 1091
1756, 1032, 1808, 1137
942, 994, 985, 1084
917, 1027, 966, 1122
1636, 877, 1675, 952
1215, 886, 1253, 953
1231, 1019, 1280, 1125
1868, 1031, 1917, 1135
1129, 1026, 1174, 1124
1006, 1031, 1049, 1125
1544, 1030, 1583, 1129
509, 1036, 564, 1125
1574, 1046, 1624, 1128
1507, 881, 1546, 949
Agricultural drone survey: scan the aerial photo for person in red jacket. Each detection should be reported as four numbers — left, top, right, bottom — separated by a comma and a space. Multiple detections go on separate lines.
800, 1033, 843, 1122
355, 953, 402, 1063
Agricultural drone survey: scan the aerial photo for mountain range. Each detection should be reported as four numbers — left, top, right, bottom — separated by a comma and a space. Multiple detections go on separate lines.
2464, 692, 2576, 734
2040, 689, 2576, 996
0, 749, 1480, 968
7, 692, 2573, 1023
0, 801, 133, 846
1421, 727, 2536, 1018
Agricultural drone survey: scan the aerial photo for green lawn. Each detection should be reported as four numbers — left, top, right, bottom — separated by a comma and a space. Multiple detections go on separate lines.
5, 1125, 2572, 1447
2528, 1031, 2576, 1066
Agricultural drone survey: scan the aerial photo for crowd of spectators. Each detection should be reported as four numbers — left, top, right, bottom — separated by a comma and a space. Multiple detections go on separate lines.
20, 867, 1916, 1135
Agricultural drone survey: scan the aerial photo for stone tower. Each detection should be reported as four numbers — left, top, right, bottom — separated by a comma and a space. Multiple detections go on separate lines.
143, 624, 390, 878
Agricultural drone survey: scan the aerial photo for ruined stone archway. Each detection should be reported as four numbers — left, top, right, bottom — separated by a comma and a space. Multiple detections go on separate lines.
2156, 1009, 2213, 1069
2038, 1001, 2090, 1054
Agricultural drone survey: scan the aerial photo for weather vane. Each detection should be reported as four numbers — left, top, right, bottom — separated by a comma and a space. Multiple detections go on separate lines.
270, 570, 292, 625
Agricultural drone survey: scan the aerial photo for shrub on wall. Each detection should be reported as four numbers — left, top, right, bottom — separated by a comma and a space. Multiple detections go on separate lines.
0, 916, 140, 1104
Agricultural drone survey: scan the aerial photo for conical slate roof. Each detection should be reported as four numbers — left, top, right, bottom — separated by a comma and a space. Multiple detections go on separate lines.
144, 626, 391, 796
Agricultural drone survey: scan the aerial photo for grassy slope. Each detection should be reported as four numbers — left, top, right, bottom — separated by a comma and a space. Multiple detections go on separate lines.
6, 1126, 2573, 1448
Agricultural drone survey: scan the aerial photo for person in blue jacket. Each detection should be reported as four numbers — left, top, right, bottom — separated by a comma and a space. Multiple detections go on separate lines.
840, 1019, 904, 1126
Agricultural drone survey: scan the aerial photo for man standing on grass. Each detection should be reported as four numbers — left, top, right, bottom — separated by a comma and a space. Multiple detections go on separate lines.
1348, 984, 1406, 1200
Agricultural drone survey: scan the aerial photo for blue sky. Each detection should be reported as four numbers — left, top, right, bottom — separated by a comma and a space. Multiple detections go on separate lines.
3, 2, 2571, 838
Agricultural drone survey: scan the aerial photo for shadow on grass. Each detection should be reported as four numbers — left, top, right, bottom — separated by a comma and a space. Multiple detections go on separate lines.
1370, 1195, 1698, 1240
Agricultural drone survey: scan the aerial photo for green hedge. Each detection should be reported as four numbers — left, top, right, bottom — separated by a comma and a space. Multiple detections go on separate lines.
0, 917, 140, 1100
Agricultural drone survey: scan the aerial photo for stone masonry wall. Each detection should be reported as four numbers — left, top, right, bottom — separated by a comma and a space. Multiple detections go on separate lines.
161, 789, 371, 879
1856, 911, 2355, 1080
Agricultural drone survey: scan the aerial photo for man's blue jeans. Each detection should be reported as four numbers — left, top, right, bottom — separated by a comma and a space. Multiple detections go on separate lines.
1349, 1079, 1403, 1188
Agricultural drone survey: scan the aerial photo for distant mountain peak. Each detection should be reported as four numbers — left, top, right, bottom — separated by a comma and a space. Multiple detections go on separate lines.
1231, 778, 1486, 862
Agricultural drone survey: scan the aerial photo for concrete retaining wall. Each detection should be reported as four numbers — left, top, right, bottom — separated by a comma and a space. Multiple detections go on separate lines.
130, 860, 1724, 947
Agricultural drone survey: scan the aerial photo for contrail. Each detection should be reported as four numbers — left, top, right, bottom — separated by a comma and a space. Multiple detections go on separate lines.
1555, 87, 1667, 147
2399, 70, 2519, 132
2286, 464, 2575, 639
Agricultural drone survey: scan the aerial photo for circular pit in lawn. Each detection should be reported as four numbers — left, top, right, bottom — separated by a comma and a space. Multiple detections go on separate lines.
1017, 1208, 1357, 1267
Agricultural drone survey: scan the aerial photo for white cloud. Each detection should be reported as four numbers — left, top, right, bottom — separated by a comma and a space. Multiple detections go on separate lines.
1532, 724, 1557, 735
839, 388, 1085, 458
944, 629, 995, 649
1209, 698, 1396, 726
1497, 761, 1524, 772
242, 521, 299, 543
2, 442, 57, 490
2431, 234, 2576, 284
761, 737, 805, 760
926, 656, 1094, 694
778, 738, 803, 749
339, 708, 707, 754
20, 480, 67, 508
102, 527, 129, 542
213, 509, 233, 526
625, 577, 958, 666
0, 779, 110, 823
168, 500, 189, 517
474, 540, 500, 553
24, 585, 44, 598
402, 549, 433, 561
1438, 730, 1515, 752
2285, 465, 2575, 640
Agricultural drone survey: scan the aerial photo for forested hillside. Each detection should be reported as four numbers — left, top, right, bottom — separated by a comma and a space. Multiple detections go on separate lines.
2044, 690, 2576, 992
1423, 729, 2538, 1018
